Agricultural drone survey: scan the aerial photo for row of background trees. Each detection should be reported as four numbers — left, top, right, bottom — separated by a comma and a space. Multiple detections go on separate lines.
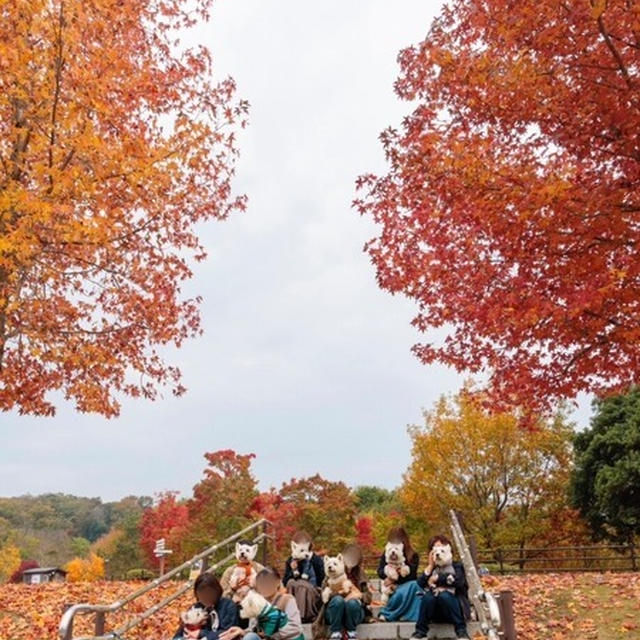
1, 385, 638, 582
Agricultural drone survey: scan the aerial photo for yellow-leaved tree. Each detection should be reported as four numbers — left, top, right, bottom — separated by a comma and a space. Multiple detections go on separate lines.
0, 544, 21, 582
65, 552, 105, 582
401, 388, 576, 557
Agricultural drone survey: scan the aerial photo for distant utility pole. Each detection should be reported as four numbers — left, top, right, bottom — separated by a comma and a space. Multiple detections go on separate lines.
154, 538, 173, 576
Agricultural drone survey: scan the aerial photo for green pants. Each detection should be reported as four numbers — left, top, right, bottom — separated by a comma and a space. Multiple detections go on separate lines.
325, 596, 364, 632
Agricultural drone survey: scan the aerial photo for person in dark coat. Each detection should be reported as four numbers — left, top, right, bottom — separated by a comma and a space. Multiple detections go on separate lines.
282, 530, 324, 623
173, 573, 239, 640
411, 535, 470, 640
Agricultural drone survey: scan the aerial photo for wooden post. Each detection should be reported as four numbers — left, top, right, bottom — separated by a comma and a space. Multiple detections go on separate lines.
498, 590, 517, 640
159, 555, 165, 577
94, 611, 106, 636
630, 541, 637, 572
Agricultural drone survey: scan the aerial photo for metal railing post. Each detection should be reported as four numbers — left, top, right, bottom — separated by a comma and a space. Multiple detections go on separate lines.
261, 520, 268, 566
59, 519, 271, 640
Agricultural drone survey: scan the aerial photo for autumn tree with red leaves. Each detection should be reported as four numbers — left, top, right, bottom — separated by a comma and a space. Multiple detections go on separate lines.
139, 492, 190, 568
354, 515, 375, 555
356, 0, 640, 412
180, 450, 258, 558
249, 490, 300, 559
0, 0, 247, 417
9, 559, 38, 584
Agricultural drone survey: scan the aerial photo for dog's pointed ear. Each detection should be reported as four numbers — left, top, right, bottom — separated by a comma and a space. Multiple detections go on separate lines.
323, 555, 330, 567
337, 553, 344, 563
250, 544, 258, 557
291, 540, 297, 553
235, 541, 242, 553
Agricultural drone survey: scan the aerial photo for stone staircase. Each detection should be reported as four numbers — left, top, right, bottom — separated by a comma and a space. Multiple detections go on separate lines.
301, 621, 482, 639
59, 519, 503, 640
299, 579, 483, 639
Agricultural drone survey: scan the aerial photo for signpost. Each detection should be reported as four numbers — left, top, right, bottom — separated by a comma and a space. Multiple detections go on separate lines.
154, 538, 173, 577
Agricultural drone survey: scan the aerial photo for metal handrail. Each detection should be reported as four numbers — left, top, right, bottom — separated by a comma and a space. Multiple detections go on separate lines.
59, 519, 271, 640
449, 510, 501, 640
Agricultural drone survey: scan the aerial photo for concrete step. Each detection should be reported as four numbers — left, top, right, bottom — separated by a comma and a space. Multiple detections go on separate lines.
301, 621, 483, 639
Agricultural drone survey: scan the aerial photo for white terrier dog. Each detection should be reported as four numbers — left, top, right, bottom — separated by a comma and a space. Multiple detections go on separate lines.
322, 553, 361, 603
228, 541, 259, 601
381, 542, 410, 604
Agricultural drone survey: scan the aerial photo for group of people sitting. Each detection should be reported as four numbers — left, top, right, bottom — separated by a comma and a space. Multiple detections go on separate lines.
172, 526, 471, 640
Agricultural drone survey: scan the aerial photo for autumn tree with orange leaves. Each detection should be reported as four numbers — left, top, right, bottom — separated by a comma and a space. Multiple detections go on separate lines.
356, 0, 640, 413
0, 0, 247, 416
65, 552, 105, 582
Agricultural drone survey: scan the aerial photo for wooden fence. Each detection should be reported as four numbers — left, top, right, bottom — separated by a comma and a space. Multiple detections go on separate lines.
363, 542, 638, 575
476, 543, 638, 573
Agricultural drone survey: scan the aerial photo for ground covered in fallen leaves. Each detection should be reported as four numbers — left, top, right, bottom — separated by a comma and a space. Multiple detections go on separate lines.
0, 572, 638, 639
490, 572, 640, 639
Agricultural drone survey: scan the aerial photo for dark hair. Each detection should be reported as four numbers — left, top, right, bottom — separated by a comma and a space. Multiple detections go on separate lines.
428, 534, 452, 550
256, 566, 281, 581
194, 572, 222, 603
387, 526, 415, 562
292, 530, 313, 547
237, 539, 255, 546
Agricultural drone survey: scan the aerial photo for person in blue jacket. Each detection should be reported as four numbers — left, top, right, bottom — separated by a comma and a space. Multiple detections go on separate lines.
173, 573, 239, 640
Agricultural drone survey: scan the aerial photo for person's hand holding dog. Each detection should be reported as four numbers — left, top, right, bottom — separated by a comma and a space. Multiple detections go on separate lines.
424, 549, 438, 587
425, 549, 435, 574
219, 626, 244, 640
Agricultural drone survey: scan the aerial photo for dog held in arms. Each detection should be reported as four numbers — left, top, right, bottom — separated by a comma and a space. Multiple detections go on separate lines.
225, 541, 260, 602
322, 554, 362, 604
425, 543, 456, 595
290, 539, 318, 584
380, 541, 410, 604
239, 590, 293, 638
178, 606, 209, 640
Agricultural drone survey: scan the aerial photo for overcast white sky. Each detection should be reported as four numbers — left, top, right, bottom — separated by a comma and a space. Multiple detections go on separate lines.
1, 0, 591, 502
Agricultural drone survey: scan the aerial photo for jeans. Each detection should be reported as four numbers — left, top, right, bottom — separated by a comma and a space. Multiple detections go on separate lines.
415, 591, 467, 635
325, 596, 364, 632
